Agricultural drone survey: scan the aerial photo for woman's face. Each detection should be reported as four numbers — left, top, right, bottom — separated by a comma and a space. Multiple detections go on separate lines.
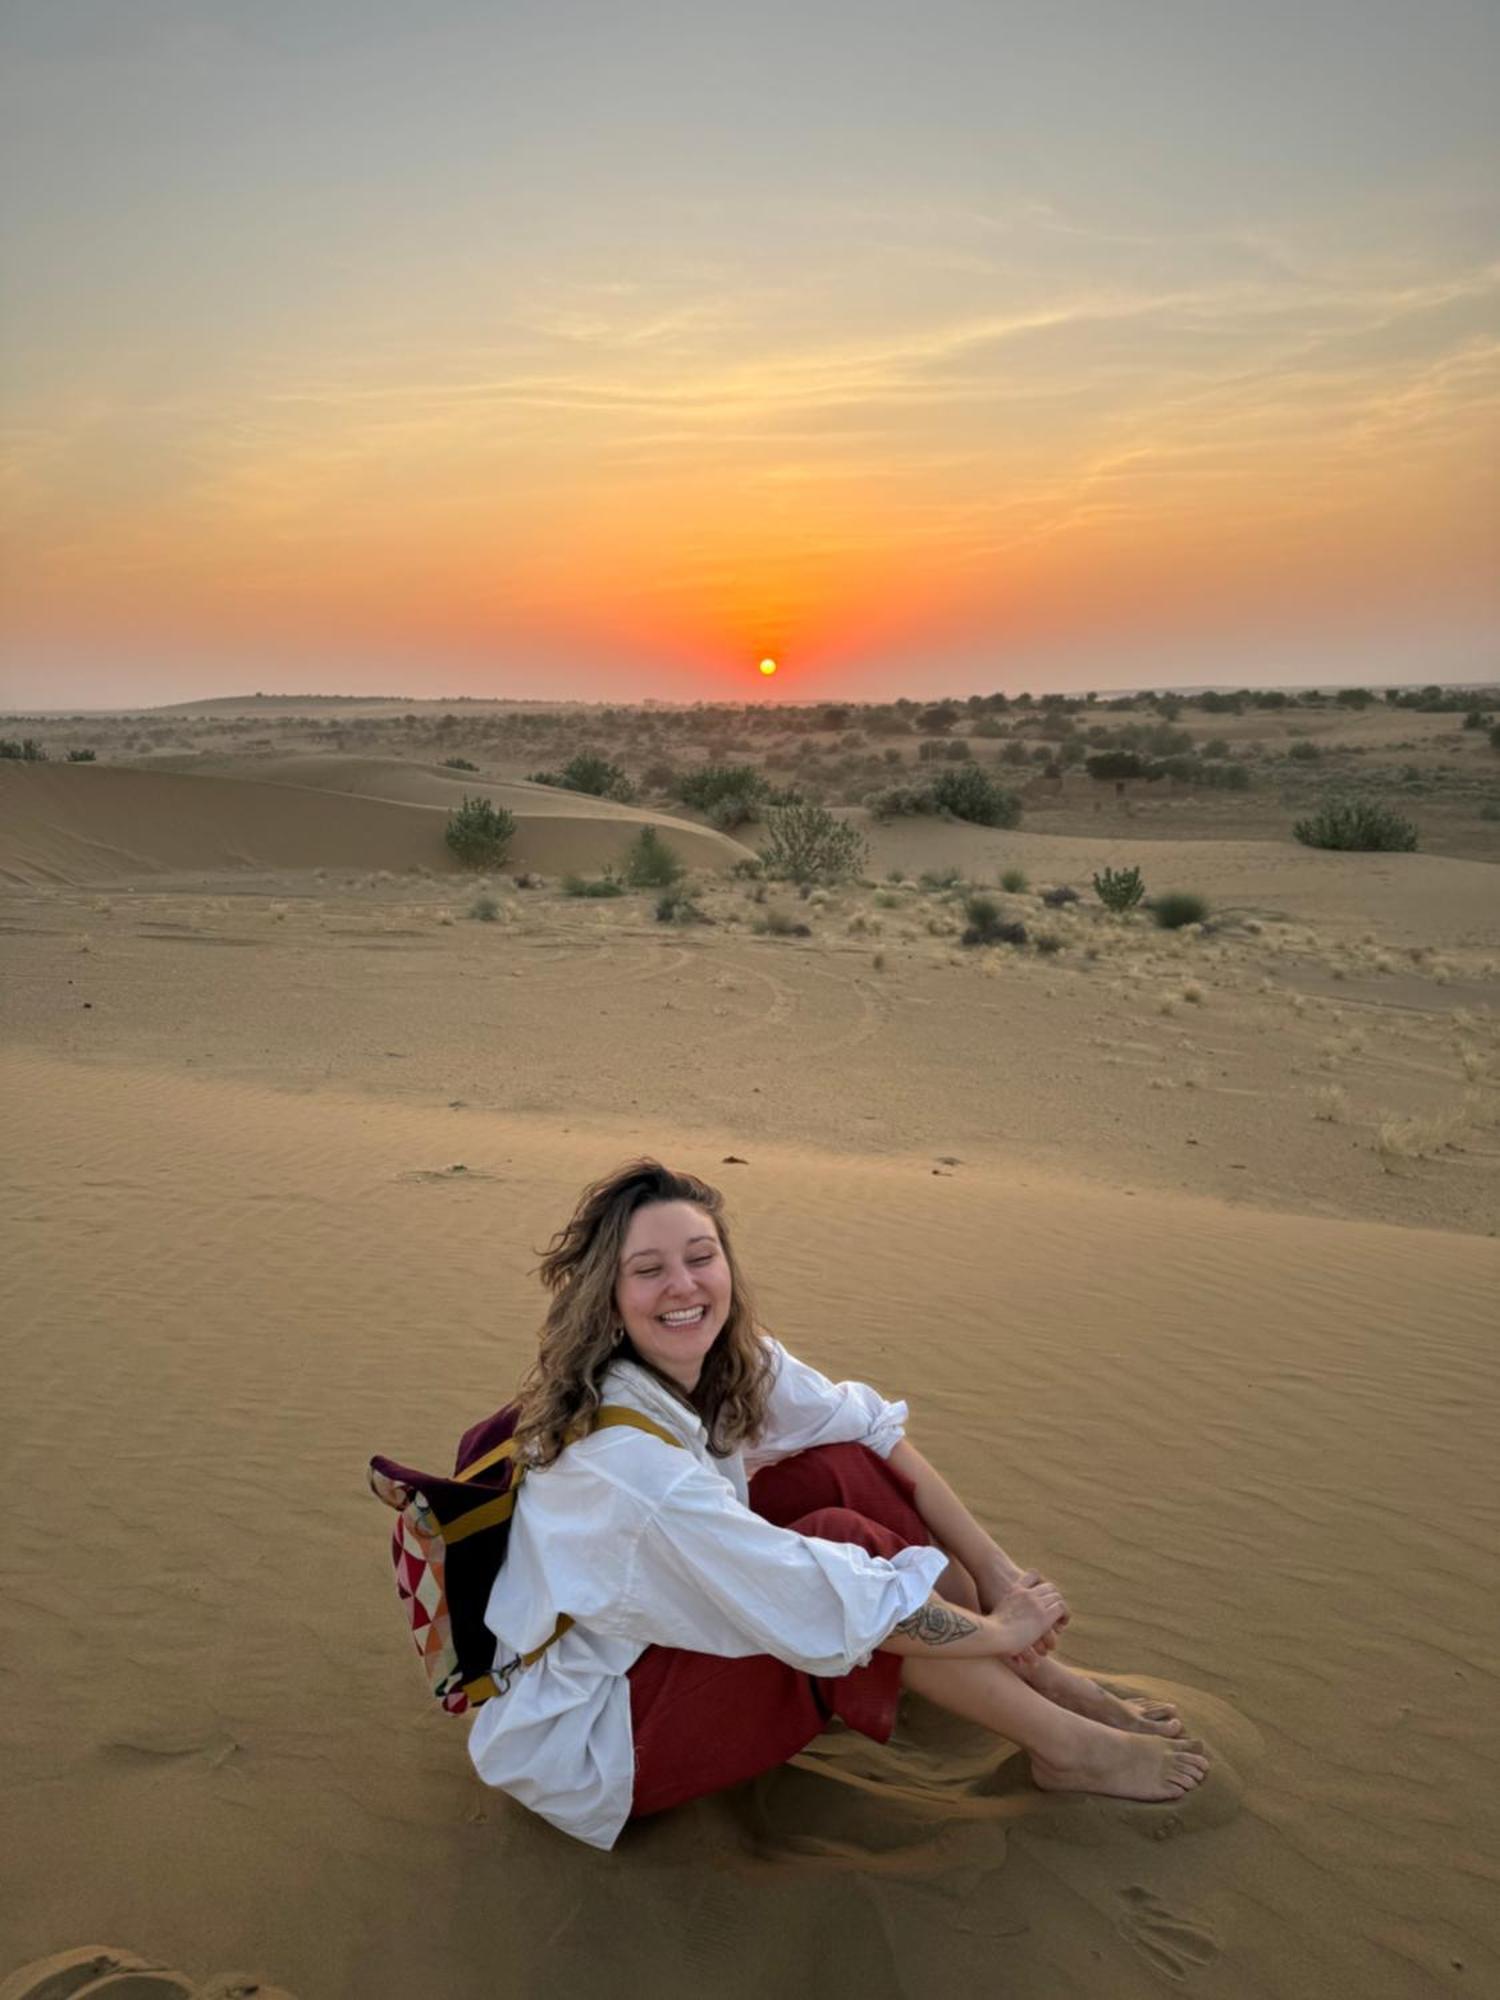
615, 1200, 733, 1392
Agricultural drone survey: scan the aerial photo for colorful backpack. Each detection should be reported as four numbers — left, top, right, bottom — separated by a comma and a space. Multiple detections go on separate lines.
369, 1399, 684, 1715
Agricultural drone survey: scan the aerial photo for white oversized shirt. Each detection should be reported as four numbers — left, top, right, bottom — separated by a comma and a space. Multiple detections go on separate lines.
466, 1339, 947, 1850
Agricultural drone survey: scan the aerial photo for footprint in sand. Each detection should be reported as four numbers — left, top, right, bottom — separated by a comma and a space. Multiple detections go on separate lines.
0, 1947, 296, 2000
1116, 1886, 1220, 1981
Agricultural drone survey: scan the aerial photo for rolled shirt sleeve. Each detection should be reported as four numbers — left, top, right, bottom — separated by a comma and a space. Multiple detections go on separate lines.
745, 1338, 913, 1472
581, 1455, 950, 1676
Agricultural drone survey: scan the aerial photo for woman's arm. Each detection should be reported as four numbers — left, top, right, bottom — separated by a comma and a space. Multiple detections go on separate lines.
876, 1581, 1066, 1660
884, 1438, 1028, 1605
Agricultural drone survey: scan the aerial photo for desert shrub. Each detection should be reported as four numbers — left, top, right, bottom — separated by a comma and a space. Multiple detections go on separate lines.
445, 795, 517, 869
1288, 740, 1321, 762
707, 794, 758, 831
1480, 801, 1500, 821
999, 867, 1028, 892
676, 764, 769, 815
758, 800, 866, 884
530, 751, 635, 801
1041, 884, 1079, 908
1033, 931, 1064, 955
468, 894, 501, 922
622, 825, 683, 888
655, 886, 710, 924
1153, 891, 1209, 930
1489, 723, 1500, 754
1085, 750, 1146, 782
919, 866, 962, 890
67, 748, 97, 762
0, 737, 47, 760
1093, 864, 1145, 912
562, 872, 625, 898
442, 756, 479, 771
1461, 709, 1489, 730
927, 765, 1022, 827
754, 906, 812, 937
866, 783, 931, 820
1293, 798, 1418, 852
960, 894, 1027, 948
1202, 761, 1251, 790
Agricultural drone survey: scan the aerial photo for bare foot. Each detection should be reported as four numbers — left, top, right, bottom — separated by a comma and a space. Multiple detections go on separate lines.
1031, 1720, 1209, 1803
1022, 1655, 1184, 1737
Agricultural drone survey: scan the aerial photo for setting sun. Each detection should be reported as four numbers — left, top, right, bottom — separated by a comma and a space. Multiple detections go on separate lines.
758, 658, 778, 677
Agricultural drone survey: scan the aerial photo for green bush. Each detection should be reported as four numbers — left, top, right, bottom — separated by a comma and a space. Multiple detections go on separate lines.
442, 756, 479, 771
622, 825, 683, 888
1293, 798, 1418, 852
676, 764, 769, 814
866, 783, 931, 820
927, 765, 1022, 827
1288, 740, 1321, 762
1490, 723, 1500, 754
445, 795, 517, 870
959, 893, 1027, 948
754, 906, 813, 937
468, 894, 501, 922
758, 800, 866, 885
1153, 891, 1209, 930
67, 748, 97, 762
1085, 750, 1146, 782
1093, 864, 1145, 912
530, 752, 635, 801
999, 867, 1028, 893
562, 872, 625, 898
0, 737, 47, 761
655, 886, 710, 924
707, 794, 758, 831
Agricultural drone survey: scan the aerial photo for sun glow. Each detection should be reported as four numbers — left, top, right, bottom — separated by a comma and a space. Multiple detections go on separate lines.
758, 658, 778, 677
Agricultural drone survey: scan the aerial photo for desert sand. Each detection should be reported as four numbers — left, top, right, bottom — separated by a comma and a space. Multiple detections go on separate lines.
2, 713, 1498, 2000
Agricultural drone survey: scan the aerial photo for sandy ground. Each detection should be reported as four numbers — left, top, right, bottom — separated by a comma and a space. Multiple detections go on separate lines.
2, 749, 1499, 1999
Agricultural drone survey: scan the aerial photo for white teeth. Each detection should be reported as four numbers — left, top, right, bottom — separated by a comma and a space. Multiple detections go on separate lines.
659, 1307, 706, 1324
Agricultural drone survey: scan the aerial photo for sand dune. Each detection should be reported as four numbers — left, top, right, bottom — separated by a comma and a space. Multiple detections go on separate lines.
0, 762, 751, 886
3, 724, 1497, 1998
1, 1053, 1495, 1998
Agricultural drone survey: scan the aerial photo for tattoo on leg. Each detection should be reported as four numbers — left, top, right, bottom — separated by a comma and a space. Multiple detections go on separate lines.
895, 1599, 979, 1647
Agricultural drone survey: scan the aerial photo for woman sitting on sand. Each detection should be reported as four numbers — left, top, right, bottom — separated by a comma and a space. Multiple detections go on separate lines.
468, 1161, 1207, 1849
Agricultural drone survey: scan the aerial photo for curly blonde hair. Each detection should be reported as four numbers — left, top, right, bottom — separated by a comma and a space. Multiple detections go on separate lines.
510, 1159, 776, 1469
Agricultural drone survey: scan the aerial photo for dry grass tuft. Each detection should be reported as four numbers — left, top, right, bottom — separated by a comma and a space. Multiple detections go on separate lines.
1312, 1085, 1349, 1122
1375, 1106, 1468, 1170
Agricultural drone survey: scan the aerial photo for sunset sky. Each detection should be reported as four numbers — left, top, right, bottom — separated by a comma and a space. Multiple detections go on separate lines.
2, 0, 1496, 707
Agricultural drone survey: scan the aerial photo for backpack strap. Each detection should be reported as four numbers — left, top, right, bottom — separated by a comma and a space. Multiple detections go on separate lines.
483, 1403, 687, 1698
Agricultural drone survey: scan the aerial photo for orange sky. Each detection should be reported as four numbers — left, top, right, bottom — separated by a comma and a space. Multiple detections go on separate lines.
2, 3, 1496, 705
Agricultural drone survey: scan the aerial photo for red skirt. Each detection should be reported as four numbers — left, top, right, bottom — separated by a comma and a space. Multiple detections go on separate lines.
626, 1440, 934, 1822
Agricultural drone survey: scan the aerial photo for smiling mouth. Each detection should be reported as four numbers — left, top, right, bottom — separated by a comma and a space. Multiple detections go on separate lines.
657, 1307, 708, 1327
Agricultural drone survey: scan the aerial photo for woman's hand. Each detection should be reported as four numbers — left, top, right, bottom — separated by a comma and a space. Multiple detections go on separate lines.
975, 1563, 1070, 1666
985, 1574, 1069, 1663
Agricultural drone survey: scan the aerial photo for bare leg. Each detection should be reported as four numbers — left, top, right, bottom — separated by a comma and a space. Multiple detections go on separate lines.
899, 1652, 1209, 1803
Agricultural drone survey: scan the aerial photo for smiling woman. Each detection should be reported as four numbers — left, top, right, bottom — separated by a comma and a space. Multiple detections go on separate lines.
461, 1158, 1200, 1852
